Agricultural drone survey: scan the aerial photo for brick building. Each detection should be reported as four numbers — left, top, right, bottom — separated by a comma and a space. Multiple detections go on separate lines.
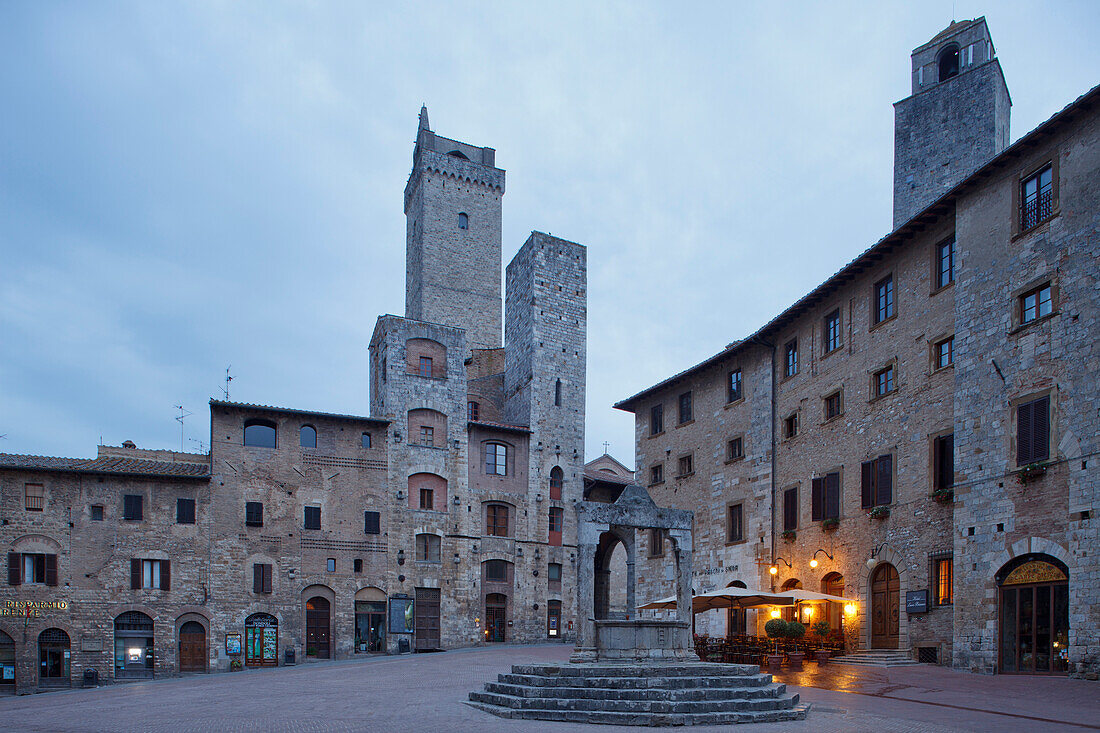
0, 109, 587, 692
616, 19, 1099, 676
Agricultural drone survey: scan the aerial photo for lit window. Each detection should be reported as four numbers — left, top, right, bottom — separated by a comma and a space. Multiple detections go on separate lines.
932, 554, 953, 605
485, 443, 508, 476
1020, 284, 1053, 324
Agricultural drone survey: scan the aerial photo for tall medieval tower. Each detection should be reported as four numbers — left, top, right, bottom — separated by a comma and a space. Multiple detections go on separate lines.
404, 107, 505, 352
893, 17, 1011, 227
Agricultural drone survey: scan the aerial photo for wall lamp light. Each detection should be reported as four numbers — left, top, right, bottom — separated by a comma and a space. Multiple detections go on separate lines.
809, 549, 834, 569
769, 557, 792, 575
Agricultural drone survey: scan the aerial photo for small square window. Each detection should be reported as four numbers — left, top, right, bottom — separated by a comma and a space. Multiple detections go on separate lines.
1019, 284, 1053, 325
245, 501, 264, 527
419, 425, 434, 447
784, 413, 798, 439
176, 498, 196, 525
353, 558, 363, 573
874, 275, 895, 324
726, 437, 743, 461
547, 562, 562, 582
90, 505, 104, 521
824, 392, 842, 421
874, 365, 896, 397
649, 464, 664, 485
935, 337, 954, 369
419, 356, 433, 378
677, 454, 693, 477
123, 494, 143, 521
419, 488, 434, 511
824, 310, 841, 353
364, 511, 380, 535
326, 558, 336, 572
304, 506, 321, 530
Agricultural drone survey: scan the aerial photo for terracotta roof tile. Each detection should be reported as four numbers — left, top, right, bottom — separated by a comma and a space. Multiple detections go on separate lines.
0, 453, 210, 479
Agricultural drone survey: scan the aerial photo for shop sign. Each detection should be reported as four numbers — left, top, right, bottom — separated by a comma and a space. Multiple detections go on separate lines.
225, 633, 242, 656
388, 595, 414, 634
1, 600, 68, 617
905, 590, 929, 614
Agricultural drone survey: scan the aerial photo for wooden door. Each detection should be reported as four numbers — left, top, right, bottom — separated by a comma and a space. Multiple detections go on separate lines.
871, 563, 899, 649
178, 622, 206, 672
415, 588, 441, 651
306, 597, 331, 659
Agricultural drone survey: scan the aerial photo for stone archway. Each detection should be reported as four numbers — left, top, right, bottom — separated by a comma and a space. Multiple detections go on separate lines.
857, 545, 910, 651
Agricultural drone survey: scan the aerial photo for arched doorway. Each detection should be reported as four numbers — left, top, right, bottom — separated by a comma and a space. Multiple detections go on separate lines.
997, 554, 1069, 674
178, 621, 206, 673
821, 572, 845, 633
0, 630, 14, 693
38, 628, 70, 688
594, 531, 631, 621
780, 579, 802, 622
305, 597, 331, 659
244, 613, 278, 667
871, 563, 900, 649
485, 593, 507, 642
114, 612, 154, 679
354, 587, 386, 653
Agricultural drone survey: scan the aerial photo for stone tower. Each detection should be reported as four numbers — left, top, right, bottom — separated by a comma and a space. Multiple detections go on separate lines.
404, 107, 505, 352
504, 231, 587, 560
893, 17, 1010, 227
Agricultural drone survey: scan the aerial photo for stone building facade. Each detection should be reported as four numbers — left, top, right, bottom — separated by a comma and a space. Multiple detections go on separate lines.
0, 111, 586, 692
617, 19, 1099, 677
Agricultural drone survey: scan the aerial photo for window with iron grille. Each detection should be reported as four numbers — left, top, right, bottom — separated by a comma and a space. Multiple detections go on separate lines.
364, 510, 380, 535
726, 436, 743, 461
824, 391, 843, 421
933, 434, 954, 491
874, 365, 895, 397
176, 498, 196, 525
727, 504, 743, 543
123, 494, 143, 521
245, 502, 264, 527
784, 339, 798, 378
678, 392, 693, 424
677, 454, 693, 477
861, 455, 893, 508
650, 464, 664, 485
1019, 283, 1053, 325
811, 472, 841, 521
304, 506, 321, 530
782, 487, 798, 531
419, 488, 434, 511
484, 443, 508, 475
1020, 164, 1053, 231
824, 310, 841, 353
486, 504, 509, 536
937, 237, 955, 289
930, 552, 953, 606
484, 559, 506, 581
935, 337, 954, 369
874, 275, 895, 324
728, 369, 742, 403
416, 534, 440, 563
650, 404, 664, 435
253, 563, 273, 594
1017, 396, 1050, 465
24, 483, 44, 511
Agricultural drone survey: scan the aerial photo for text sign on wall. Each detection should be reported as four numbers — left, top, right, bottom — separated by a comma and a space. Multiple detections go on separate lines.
1, 600, 68, 617
905, 590, 929, 614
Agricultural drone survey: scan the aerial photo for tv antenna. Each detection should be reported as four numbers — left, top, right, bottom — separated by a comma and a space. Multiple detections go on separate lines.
222, 365, 234, 400
189, 437, 209, 453
174, 405, 193, 451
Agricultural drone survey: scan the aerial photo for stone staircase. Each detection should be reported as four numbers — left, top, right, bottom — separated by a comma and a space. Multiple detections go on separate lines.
467, 662, 809, 726
830, 649, 921, 667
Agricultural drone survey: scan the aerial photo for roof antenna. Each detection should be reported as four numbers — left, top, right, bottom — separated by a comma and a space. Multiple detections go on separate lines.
222, 365, 234, 401
174, 405, 193, 452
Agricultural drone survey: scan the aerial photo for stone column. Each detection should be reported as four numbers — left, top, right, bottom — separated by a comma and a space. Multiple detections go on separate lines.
570, 520, 606, 663
670, 528, 694, 653
625, 533, 636, 621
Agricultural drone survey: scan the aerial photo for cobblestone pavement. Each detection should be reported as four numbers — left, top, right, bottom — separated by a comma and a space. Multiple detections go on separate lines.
0, 645, 1096, 732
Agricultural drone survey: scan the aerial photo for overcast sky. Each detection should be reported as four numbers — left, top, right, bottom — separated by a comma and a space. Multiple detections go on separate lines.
2, 1, 1098, 465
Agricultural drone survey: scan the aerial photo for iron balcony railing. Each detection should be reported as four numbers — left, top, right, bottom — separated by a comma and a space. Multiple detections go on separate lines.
1021, 185, 1053, 231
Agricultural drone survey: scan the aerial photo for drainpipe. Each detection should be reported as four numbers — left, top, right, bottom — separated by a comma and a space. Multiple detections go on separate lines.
749, 335, 777, 592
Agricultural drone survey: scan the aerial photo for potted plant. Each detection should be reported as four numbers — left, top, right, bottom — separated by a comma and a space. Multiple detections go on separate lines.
230, 658, 242, 671
869, 505, 890, 520
764, 618, 787, 672
1016, 462, 1047, 484
932, 488, 954, 504
811, 620, 832, 663
786, 621, 806, 669
822, 517, 840, 531
781, 529, 797, 542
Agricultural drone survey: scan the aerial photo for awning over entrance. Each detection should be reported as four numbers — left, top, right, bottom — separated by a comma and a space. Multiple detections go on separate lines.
638, 587, 794, 613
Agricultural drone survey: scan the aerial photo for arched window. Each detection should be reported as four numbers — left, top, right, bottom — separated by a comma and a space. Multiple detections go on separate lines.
409, 472, 446, 511
484, 559, 508, 582
938, 45, 960, 82
458, 212, 469, 230
549, 466, 564, 500
484, 442, 508, 475
114, 612, 154, 679
486, 503, 509, 536
415, 533, 441, 563
244, 419, 277, 448
299, 425, 316, 448
38, 628, 70, 686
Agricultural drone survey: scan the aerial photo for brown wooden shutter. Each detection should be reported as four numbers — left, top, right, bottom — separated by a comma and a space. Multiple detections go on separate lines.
933, 436, 945, 489
1033, 396, 1050, 462
810, 478, 823, 522
783, 488, 797, 531
861, 461, 873, 508
1017, 400, 1034, 464
826, 472, 841, 519
253, 564, 262, 593
131, 558, 142, 589
263, 564, 272, 594
7, 553, 21, 586
877, 455, 893, 505
45, 554, 58, 587
161, 560, 170, 591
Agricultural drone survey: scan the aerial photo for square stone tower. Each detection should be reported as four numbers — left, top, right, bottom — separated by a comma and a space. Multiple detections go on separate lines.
404, 107, 505, 352
893, 17, 1011, 227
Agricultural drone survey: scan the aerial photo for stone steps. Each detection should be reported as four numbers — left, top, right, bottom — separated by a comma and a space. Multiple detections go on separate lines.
468, 662, 808, 726
831, 649, 921, 667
